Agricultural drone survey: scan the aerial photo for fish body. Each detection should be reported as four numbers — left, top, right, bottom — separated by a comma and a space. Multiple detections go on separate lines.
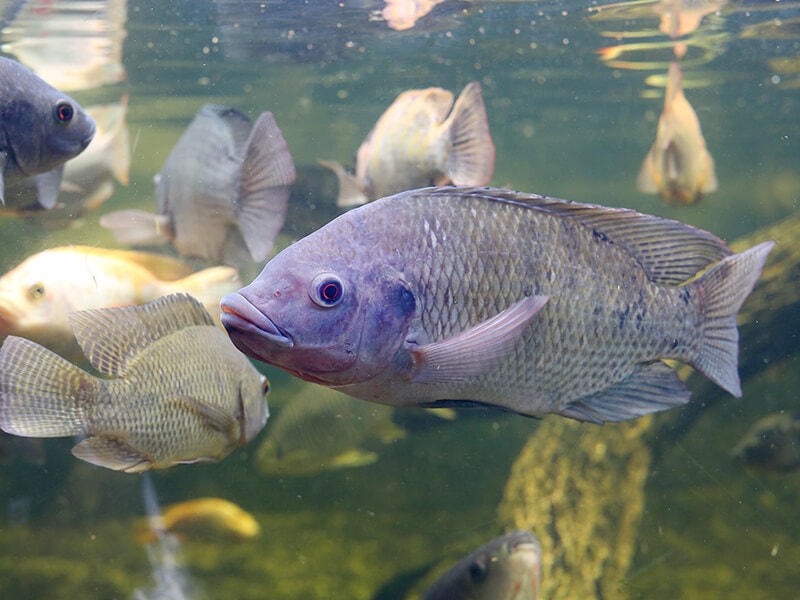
136, 497, 260, 543
0, 56, 96, 207
422, 530, 542, 600
732, 412, 800, 473
255, 383, 405, 476
0, 294, 269, 472
221, 186, 773, 423
637, 62, 717, 205
321, 81, 494, 206
100, 104, 295, 266
0, 245, 240, 360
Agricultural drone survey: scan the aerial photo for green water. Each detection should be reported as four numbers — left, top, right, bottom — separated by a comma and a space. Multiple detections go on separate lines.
0, 0, 798, 598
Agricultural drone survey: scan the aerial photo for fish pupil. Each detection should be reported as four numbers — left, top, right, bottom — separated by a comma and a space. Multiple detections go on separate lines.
318, 280, 342, 305
54, 101, 75, 124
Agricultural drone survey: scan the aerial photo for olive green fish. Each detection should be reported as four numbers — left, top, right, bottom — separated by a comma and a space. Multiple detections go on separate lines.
0, 294, 269, 472
421, 530, 542, 600
255, 383, 405, 476
221, 186, 773, 423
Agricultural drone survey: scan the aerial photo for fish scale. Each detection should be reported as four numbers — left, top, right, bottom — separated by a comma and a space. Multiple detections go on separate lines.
222, 186, 773, 423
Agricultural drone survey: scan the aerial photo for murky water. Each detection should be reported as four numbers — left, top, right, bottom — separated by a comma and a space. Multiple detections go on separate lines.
0, 0, 798, 598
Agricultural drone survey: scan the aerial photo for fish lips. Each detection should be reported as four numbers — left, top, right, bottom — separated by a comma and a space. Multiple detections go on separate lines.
220, 293, 294, 361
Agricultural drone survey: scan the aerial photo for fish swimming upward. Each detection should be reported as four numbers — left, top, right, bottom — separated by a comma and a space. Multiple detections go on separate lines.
100, 104, 295, 266
320, 81, 495, 207
0, 294, 269, 472
0, 245, 241, 361
0, 56, 96, 208
422, 530, 542, 600
221, 186, 773, 424
637, 62, 718, 205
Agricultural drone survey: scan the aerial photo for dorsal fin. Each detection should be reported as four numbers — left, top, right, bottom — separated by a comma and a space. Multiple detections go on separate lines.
421, 187, 733, 285
69, 293, 215, 377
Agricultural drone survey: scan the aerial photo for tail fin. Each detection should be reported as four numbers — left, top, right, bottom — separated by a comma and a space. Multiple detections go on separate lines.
0, 336, 97, 437
318, 159, 369, 207
236, 111, 295, 262
443, 81, 495, 186
690, 241, 775, 396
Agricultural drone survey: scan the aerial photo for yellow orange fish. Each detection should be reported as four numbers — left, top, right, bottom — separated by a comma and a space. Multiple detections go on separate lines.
320, 81, 494, 207
0, 245, 240, 360
135, 497, 261, 543
637, 62, 717, 204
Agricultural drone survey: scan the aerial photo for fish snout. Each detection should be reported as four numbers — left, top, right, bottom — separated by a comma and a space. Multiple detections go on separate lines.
220, 293, 293, 353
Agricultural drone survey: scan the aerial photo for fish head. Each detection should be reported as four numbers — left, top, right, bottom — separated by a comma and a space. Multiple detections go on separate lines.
427, 530, 542, 600
221, 231, 417, 386
0, 252, 72, 341
239, 372, 270, 443
1, 60, 96, 177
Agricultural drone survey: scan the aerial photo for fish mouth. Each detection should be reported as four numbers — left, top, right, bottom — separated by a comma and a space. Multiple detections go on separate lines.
220, 293, 293, 350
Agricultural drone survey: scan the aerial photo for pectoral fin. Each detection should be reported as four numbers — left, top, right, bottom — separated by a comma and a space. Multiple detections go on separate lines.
34, 167, 64, 209
181, 396, 239, 439
407, 296, 548, 384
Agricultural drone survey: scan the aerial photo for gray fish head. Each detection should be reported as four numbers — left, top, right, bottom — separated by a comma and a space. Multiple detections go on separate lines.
425, 530, 542, 600
220, 226, 416, 387
0, 58, 96, 178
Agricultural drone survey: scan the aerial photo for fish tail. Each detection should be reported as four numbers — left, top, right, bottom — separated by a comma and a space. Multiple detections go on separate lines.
690, 241, 775, 397
0, 336, 98, 437
443, 81, 495, 186
235, 111, 296, 262
164, 266, 242, 323
318, 159, 368, 207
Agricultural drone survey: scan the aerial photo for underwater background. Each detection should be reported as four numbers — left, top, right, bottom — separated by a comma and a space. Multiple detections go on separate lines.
0, 0, 798, 598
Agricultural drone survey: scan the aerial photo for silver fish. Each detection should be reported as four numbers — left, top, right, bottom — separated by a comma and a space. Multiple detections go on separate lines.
0, 294, 269, 472
422, 530, 542, 600
221, 186, 773, 423
0, 56, 96, 208
100, 104, 295, 266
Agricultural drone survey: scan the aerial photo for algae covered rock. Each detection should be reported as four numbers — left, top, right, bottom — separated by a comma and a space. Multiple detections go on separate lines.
497, 416, 653, 600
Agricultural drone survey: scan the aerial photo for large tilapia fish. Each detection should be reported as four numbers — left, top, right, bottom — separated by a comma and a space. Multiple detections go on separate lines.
0, 294, 269, 472
221, 186, 773, 424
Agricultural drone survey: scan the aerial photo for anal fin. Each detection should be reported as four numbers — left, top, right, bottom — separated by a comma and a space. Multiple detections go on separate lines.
72, 436, 152, 473
558, 361, 691, 424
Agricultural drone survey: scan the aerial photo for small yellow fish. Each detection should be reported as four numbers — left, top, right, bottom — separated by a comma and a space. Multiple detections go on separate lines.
0, 294, 269, 473
135, 497, 260, 544
637, 62, 717, 205
0, 245, 240, 360
320, 81, 494, 207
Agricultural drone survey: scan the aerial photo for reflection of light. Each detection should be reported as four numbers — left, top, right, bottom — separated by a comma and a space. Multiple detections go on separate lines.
0, 0, 128, 91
